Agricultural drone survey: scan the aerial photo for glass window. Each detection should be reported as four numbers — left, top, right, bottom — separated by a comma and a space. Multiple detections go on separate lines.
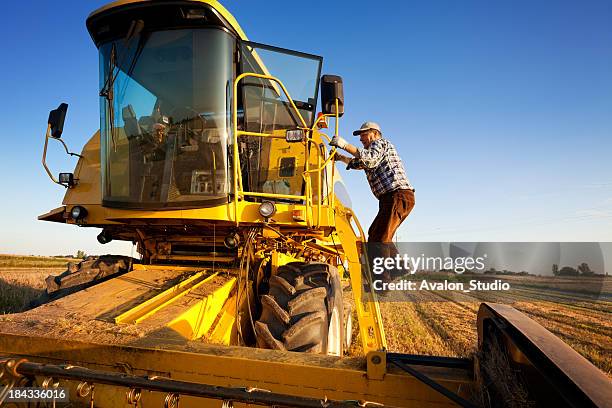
279, 157, 296, 177
237, 42, 322, 201
239, 42, 322, 130
99, 28, 235, 208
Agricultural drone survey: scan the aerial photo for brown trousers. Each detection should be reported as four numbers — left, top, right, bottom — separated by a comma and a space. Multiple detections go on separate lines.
368, 189, 415, 243
367, 189, 415, 279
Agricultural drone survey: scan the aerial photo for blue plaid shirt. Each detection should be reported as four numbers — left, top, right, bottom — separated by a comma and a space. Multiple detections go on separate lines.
349, 138, 413, 199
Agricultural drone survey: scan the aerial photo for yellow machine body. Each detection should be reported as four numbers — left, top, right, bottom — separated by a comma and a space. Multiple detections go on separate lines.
2, 1, 610, 407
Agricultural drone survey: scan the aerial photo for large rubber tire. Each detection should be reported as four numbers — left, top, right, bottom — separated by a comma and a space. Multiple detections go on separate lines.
255, 262, 344, 355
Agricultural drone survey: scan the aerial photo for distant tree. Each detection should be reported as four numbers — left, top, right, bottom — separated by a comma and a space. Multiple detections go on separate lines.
577, 262, 594, 275
75, 250, 87, 259
552, 264, 559, 276
558, 266, 578, 276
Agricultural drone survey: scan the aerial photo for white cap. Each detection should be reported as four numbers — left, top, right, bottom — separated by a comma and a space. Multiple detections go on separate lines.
353, 121, 382, 136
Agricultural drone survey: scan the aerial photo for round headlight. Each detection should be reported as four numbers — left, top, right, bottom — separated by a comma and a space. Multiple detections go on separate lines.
70, 205, 88, 220
258, 201, 276, 218
224, 232, 241, 249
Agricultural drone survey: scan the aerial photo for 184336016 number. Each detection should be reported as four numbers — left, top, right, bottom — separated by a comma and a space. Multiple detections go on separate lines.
5, 387, 69, 403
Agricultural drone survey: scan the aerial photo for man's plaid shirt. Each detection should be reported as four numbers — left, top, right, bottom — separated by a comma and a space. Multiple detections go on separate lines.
349, 138, 413, 199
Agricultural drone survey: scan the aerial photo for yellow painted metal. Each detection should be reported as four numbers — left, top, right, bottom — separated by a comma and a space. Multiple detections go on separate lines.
154, 255, 235, 263
40, 128, 342, 230
242, 191, 306, 200
51, 197, 339, 227
167, 278, 237, 340
208, 292, 238, 344
36, 0, 386, 358
0, 334, 472, 407
37, 205, 65, 221
232, 72, 310, 227
270, 251, 303, 274
366, 351, 387, 380
229, 78, 341, 232
114, 271, 217, 324
303, 100, 341, 227
318, 148, 322, 226
59, 132, 101, 207
132, 264, 203, 272
334, 206, 387, 353
236, 130, 286, 138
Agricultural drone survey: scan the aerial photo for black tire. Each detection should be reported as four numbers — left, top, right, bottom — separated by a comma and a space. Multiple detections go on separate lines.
255, 262, 344, 355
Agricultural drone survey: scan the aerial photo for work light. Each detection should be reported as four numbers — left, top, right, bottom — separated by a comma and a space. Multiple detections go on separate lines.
286, 129, 305, 143
258, 201, 276, 218
70, 206, 88, 220
59, 172, 75, 187
97, 230, 112, 244
224, 232, 241, 249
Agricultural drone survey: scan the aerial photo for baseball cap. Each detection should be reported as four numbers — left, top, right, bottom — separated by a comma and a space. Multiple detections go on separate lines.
353, 121, 382, 136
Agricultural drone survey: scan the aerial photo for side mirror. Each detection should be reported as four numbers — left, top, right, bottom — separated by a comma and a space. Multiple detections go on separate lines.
48, 103, 68, 138
320, 75, 344, 117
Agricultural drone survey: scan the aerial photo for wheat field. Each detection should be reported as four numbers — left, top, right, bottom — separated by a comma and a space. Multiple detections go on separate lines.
1, 256, 610, 378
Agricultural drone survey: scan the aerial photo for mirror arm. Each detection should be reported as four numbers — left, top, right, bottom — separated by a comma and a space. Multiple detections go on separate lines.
42, 124, 65, 188
42, 125, 81, 188
334, 98, 339, 137
57, 138, 83, 158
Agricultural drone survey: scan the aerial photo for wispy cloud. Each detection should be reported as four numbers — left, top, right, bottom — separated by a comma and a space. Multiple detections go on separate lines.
584, 182, 612, 189
575, 209, 612, 218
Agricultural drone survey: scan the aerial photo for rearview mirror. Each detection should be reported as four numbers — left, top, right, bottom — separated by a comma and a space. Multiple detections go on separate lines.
320, 75, 344, 117
48, 103, 68, 138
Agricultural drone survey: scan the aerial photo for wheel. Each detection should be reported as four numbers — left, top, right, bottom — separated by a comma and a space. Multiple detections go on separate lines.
254, 262, 344, 355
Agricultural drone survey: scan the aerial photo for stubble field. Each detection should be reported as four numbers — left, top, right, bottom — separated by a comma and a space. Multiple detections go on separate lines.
376, 275, 611, 378
1, 256, 610, 378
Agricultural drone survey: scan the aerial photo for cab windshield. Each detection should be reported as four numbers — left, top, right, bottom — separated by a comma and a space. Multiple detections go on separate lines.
99, 27, 323, 208
99, 28, 234, 208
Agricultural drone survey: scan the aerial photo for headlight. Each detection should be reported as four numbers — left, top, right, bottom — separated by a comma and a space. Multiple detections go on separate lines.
224, 232, 241, 249
258, 201, 276, 218
70, 206, 88, 220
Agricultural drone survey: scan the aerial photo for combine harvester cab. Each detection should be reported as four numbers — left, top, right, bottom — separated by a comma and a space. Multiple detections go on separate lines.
1, 1, 610, 407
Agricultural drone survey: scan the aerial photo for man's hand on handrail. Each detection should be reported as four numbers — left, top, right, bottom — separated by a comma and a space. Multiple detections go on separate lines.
333, 152, 352, 165
330, 135, 359, 156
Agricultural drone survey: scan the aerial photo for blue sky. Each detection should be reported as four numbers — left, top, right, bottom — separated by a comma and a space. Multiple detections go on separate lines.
1, 0, 611, 256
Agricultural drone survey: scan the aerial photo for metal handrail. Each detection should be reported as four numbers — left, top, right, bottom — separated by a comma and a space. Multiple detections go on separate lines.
232, 73, 341, 228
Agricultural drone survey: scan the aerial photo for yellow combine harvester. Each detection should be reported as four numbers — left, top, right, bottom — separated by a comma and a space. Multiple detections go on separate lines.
1, 1, 610, 407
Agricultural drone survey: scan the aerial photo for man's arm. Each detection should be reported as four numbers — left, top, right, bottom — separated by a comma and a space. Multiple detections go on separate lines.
330, 136, 359, 157
331, 136, 385, 169
342, 143, 359, 157
333, 152, 352, 164
356, 140, 386, 169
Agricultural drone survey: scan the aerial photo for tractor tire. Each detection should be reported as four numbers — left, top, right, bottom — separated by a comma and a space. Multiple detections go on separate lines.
255, 262, 344, 355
